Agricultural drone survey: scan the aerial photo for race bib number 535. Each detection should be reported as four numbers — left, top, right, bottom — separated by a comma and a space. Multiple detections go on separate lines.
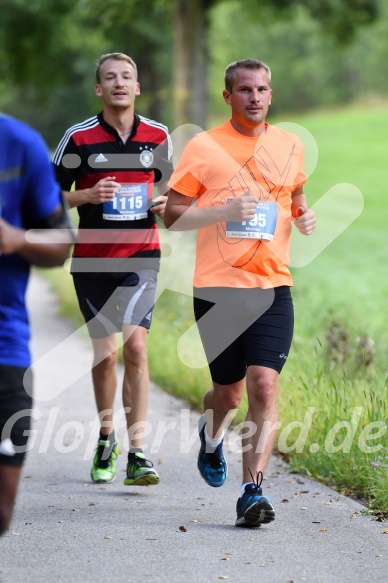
226, 201, 278, 240
103, 184, 148, 221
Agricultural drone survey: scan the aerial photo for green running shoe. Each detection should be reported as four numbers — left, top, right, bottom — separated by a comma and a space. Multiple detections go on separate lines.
124, 452, 160, 486
90, 437, 120, 483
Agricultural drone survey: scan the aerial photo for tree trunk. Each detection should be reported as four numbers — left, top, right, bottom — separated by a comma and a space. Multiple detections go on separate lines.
173, 0, 209, 131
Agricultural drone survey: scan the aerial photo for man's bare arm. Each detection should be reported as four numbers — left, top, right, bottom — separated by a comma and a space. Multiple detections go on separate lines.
0, 206, 72, 267
63, 176, 120, 209
164, 188, 258, 231
291, 186, 316, 236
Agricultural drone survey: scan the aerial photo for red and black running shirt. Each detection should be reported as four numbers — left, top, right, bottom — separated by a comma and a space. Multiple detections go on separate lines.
52, 112, 173, 269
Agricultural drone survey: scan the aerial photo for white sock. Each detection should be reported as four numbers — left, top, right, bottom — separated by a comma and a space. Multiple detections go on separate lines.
205, 427, 224, 449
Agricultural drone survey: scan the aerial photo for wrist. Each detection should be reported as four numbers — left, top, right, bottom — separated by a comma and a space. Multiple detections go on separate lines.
217, 203, 228, 222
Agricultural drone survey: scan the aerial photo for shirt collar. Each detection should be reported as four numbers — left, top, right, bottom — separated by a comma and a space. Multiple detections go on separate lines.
97, 112, 140, 141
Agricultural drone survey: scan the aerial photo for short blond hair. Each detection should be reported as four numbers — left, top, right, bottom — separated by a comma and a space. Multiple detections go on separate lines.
224, 59, 271, 92
96, 53, 138, 83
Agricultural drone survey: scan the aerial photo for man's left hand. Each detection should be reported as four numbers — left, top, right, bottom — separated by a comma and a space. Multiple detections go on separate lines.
150, 195, 168, 218
292, 207, 316, 236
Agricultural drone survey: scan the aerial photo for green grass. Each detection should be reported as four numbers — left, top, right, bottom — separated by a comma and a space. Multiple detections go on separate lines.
45, 102, 388, 515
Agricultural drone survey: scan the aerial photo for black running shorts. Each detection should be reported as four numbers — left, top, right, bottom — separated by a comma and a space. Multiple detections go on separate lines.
0, 365, 33, 467
193, 286, 294, 385
73, 269, 158, 339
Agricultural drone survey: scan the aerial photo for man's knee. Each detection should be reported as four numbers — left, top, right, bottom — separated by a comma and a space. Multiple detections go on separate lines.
247, 367, 279, 408
212, 382, 245, 413
123, 341, 147, 368
122, 327, 148, 368
94, 351, 118, 369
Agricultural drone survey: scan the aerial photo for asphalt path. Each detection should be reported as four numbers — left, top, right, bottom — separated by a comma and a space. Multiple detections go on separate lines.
0, 272, 387, 583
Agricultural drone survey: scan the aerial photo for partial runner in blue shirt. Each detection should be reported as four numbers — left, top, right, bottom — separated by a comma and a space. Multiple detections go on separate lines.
0, 113, 72, 536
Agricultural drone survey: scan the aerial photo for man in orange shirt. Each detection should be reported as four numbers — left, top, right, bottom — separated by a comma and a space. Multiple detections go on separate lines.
164, 59, 316, 527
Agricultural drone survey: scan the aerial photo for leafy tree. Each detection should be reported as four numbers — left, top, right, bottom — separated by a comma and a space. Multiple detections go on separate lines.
81, 0, 174, 124
0, 0, 107, 145
172, 0, 379, 128
209, 3, 357, 117
1, 0, 82, 91
279, 0, 379, 43
0, 0, 383, 142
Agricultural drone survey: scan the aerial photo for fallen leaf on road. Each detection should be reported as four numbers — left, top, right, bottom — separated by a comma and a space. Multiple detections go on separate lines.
319, 528, 327, 532
382, 528, 388, 534
104, 536, 112, 540
179, 525, 187, 532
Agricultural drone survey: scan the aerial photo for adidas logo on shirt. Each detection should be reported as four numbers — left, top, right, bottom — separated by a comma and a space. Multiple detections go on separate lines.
94, 153, 108, 163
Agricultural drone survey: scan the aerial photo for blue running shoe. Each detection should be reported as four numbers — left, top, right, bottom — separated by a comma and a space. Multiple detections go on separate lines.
197, 415, 227, 487
235, 470, 275, 527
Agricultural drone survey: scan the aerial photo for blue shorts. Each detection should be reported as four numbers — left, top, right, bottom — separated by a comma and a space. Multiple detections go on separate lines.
0, 365, 33, 467
193, 286, 294, 385
73, 269, 158, 339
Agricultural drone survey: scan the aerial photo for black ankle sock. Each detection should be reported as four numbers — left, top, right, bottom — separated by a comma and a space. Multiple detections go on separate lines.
100, 430, 115, 442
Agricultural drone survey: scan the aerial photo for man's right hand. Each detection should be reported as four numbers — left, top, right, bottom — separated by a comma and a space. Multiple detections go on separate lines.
84, 176, 121, 205
222, 189, 258, 222
0, 218, 25, 255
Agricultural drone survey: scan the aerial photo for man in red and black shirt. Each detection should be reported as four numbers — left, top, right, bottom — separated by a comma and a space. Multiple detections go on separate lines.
53, 53, 174, 487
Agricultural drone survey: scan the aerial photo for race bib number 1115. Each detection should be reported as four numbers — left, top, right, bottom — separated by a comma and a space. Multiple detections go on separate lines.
103, 184, 148, 221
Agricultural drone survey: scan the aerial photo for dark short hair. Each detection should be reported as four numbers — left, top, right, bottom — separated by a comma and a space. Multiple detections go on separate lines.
224, 59, 271, 92
96, 53, 138, 83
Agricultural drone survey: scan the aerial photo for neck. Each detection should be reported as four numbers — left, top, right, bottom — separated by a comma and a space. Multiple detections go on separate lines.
230, 119, 267, 137
103, 107, 135, 136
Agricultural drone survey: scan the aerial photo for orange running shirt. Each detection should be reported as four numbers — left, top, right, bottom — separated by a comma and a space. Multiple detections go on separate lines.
168, 121, 306, 289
